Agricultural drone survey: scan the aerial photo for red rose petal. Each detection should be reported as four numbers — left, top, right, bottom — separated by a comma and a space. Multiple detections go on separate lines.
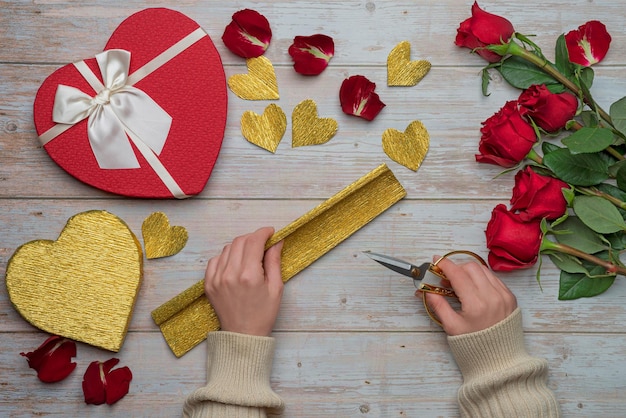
339, 75, 385, 121
288, 34, 335, 75
222, 9, 272, 58
20, 336, 77, 383
82, 358, 132, 405
564, 20, 611, 67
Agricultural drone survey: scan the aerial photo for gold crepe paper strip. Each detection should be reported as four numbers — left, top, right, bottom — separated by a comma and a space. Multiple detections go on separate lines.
6, 210, 143, 352
227, 56, 279, 100
241, 104, 287, 153
382, 120, 430, 171
292, 99, 338, 147
387, 41, 431, 87
142, 212, 188, 259
152, 164, 406, 357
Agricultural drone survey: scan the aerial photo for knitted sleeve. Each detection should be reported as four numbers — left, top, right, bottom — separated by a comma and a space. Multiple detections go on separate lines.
183, 331, 285, 418
447, 307, 561, 418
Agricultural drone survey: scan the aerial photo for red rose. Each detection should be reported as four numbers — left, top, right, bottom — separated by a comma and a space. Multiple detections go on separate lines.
518, 84, 578, 132
454, 1, 515, 63
486, 204, 542, 271
476, 100, 537, 167
510, 166, 569, 221
564, 20, 611, 67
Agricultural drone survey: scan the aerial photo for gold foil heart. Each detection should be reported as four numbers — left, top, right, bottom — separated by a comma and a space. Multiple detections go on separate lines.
292, 99, 338, 147
241, 104, 287, 153
5, 210, 143, 352
387, 41, 431, 86
142, 212, 188, 259
382, 120, 430, 171
228, 56, 279, 100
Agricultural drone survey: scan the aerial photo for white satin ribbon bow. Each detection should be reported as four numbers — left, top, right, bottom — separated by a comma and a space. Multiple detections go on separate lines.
52, 49, 172, 169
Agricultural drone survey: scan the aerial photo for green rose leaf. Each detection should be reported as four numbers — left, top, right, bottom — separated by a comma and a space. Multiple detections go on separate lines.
610, 96, 626, 137
554, 34, 576, 81
558, 269, 615, 300
561, 127, 614, 154
616, 163, 626, 192
543, 148, 609, 186
549, 253, 589, 275
596, 183, 626, 216
572, 195, 626, 234
498, 56, 559, 89
552, 216, 607, 253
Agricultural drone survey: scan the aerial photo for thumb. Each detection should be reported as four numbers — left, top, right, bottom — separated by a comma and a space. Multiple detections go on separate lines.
424, 292, 459, 333
264, 240, 284, 289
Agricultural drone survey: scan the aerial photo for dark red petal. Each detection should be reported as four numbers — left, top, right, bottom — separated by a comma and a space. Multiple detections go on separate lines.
222, 9, 272, 58
565, 20, 611, 66
82, 361, 107, 405
21, 336, 77, 383
105, 366, 133, 405
339, 75, 386, 121
288, 34, 335, 75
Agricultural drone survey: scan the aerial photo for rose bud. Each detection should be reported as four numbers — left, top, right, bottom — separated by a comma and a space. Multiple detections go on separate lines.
288, 34, 335, 75
486, 204, 543, 271
565, 20, 611, 67
518, 84, 578, 132
82, 358, 132, 405
21, 335, 77, 383
510, 166, 569, 221
475, 100, 537, 167
454, 1, 515, 63
339, 75, 386, 121
222, 9, 272, 58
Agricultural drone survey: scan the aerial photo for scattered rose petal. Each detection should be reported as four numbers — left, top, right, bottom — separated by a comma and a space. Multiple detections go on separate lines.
339, 75, 386, 121
82, 358, 132, 405
21, 335, 77, 383
222, 9, 272, 58
288, 34, 335, 75
564, 20, 611, 67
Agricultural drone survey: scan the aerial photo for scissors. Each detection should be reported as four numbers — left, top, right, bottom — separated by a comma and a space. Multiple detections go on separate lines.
363, 250, 487, 325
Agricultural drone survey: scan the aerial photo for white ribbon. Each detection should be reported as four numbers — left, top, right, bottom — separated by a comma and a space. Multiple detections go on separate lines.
52, 49, 172, 170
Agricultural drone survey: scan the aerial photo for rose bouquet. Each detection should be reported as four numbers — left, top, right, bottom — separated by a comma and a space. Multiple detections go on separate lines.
456, 2, 626, 299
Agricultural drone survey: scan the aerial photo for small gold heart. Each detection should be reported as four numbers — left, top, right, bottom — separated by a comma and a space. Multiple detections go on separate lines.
387, 41, 431, 86
228, 56, 279, 100
382, 120, 430, 171
142, 212, 188, 259
241, 104, 287, 153
292, 99, 338, 147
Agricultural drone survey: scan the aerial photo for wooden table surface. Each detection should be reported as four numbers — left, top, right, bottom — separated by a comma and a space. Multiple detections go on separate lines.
2, 1, 626, 416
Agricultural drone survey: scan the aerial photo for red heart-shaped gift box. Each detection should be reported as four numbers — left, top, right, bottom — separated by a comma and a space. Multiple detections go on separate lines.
33, 8, 227, 198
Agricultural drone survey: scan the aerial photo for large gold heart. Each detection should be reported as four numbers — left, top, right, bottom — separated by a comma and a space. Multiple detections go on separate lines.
292, 99, 338, 147
142, 212, 188, 259
6, 211, 143, 352
241, 104, 287, 153
382, 120, 430, 171
228, 56, 279, 100
387, 41, 431, 86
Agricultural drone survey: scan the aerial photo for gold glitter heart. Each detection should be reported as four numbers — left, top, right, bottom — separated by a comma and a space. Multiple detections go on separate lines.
6, 210, 143, 352
292, 99, 338, 147
142, 212, 188, 259
227, 56, 279, 100
387, 41, 431, 86
382, 120, 430, 171
241, 104, 287, 153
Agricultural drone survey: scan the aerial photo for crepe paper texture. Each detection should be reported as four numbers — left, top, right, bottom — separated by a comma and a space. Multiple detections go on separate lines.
382, 120, 430, 171
33, 8, 227, 198
228, 56, 279, 100
387, 41, 431, 86
6, 211, 143, 352
152, 164, 407, 357
241, 104, 287, 152
292, 99, 338, 147
142, 212, 188, 259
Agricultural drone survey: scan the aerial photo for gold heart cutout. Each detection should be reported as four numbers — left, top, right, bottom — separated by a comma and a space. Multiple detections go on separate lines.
142, 212, 188, 259
241, 104, 287, 153
228, 56, 279, 100
6, 210, 143, 352
387, 41, 431, 86
292, 99, 338, 147
382, 120, 430, 171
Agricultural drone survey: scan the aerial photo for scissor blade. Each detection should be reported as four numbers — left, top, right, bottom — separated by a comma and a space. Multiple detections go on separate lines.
362, 251, 422, 279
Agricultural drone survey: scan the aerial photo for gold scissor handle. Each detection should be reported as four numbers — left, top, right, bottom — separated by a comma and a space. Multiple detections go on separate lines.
420, 250, 487, 327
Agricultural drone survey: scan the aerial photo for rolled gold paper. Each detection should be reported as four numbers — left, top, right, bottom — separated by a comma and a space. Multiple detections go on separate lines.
152, 164, 406, 357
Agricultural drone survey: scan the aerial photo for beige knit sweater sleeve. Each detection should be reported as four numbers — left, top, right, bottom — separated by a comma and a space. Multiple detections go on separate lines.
182, 331, 285, 418
447, 307, 561, 418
